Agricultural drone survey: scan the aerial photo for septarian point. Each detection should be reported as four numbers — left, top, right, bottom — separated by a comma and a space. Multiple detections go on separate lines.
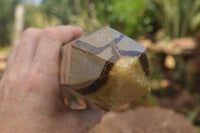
60, 27, 150, 110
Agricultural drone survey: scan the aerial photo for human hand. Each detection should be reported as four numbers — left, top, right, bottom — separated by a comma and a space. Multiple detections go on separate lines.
0, 26, 103, 133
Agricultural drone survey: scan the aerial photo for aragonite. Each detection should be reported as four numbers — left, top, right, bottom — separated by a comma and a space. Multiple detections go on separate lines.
60, 27, 150, 110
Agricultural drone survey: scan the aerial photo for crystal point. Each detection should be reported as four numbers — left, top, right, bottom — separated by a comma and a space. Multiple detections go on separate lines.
60, 27, 150, 110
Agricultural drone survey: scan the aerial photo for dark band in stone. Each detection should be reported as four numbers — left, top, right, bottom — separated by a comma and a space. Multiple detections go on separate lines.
75, 40, 111, 55
139, 53, 149, 77
76, 61, 114, 95
118, 50, 142, 57
72, 33, 148, 93
114, 34, 125, 44
75, 40, 120, 63
74, 34, 126, 63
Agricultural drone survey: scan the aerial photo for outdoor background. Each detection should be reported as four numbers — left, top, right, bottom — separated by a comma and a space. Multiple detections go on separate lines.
0, 0, 200, 132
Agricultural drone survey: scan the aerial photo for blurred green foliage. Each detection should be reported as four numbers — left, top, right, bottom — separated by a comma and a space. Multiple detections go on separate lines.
41, 0, 73, 24
40, 0, 104, 33
1, 0, 200, 45
39, 0, 157, 37
0, 0, 20, 45
94, 0, 157, 37
147, 0, 200, 39
24, 6, 61, 29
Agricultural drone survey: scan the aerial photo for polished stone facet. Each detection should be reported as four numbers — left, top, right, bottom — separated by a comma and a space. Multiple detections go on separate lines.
60, 27, 150, 110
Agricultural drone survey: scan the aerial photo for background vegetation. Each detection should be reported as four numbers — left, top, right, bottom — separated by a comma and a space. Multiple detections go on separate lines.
0, 0, 200, 132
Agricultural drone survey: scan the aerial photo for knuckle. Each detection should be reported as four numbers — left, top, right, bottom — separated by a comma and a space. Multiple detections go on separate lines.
5, 71, 20, 85
28, 66, 44, 89
41, 28, 60, 42
4, 66, 29, 85
28, 70, 41, 89
22, 27, 38, 37
64, 25, 72, 29
29, 68, 41, 81
43, 28, 56, 36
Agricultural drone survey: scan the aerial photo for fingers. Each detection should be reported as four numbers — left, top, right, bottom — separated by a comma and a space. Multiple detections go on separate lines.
14, 28, 42, 67
66, 107, 104, 133
2, 25, 83, 109
32, 26, 82, 75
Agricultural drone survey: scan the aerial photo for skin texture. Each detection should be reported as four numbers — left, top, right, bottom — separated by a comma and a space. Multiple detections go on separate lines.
0, 26, 104, 133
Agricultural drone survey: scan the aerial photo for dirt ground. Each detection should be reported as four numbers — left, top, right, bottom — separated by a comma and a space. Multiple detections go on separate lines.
90, 107, 198, 133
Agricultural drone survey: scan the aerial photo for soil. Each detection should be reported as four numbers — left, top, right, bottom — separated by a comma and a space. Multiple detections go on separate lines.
90, 107, 198, 133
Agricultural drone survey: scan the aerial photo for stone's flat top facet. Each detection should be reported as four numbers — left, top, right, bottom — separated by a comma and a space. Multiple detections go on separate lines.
69, 46, 107, 87
73, 27, 146, 63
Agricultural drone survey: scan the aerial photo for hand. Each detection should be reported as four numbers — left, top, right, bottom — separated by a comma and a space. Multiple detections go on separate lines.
0, 26, 103, 133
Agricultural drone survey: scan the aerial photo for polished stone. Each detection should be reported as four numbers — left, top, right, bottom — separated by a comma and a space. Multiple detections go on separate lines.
60, 27, 150, 110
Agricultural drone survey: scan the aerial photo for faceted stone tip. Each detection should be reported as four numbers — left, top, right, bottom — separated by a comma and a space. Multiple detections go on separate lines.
60, 27, 150, 110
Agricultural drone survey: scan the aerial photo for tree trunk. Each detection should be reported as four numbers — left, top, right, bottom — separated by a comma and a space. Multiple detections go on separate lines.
12, 4, 25, 45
